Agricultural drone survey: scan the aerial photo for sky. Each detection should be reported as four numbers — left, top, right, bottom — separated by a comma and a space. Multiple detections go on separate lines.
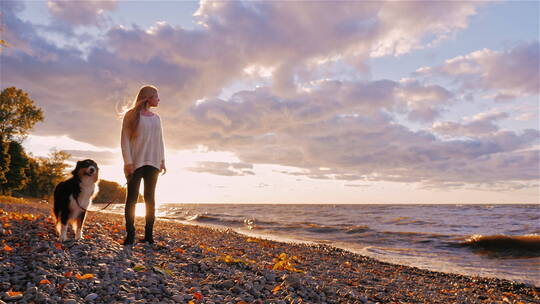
1, 0, 539, 204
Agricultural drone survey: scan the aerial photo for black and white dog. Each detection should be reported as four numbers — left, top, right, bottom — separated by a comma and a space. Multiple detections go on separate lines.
53, 159, 99, 241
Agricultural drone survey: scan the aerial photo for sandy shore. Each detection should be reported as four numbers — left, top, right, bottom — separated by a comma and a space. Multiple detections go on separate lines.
0, 198, 538, 304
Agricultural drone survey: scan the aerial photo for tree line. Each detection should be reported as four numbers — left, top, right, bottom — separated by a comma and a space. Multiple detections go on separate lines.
1, 87, 127, 203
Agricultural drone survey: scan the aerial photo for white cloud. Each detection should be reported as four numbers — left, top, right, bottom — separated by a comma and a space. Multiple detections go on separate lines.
47, 0, 117, 26
416, 41, 540, 101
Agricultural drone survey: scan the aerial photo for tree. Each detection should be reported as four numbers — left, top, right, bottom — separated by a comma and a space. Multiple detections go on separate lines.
93, 179, 127, 204
0, 87, 44, 142
35, 150, 71, 199
15, 156, 40, 198
0, 141, 30, 195
0, 137, 9, 185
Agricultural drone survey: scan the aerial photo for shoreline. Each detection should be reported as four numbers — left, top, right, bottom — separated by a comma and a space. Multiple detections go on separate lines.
102, 202, 540, 286
1, 198, 539, 303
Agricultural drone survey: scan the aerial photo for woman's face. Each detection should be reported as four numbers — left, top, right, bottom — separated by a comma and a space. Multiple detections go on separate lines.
148, 93, 160, 107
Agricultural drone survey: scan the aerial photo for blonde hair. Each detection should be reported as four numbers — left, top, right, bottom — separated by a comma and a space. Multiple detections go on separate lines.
123, 85, 158, 140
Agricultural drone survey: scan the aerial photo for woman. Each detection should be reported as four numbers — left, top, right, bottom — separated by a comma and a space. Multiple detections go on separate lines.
121, 85, 166, 245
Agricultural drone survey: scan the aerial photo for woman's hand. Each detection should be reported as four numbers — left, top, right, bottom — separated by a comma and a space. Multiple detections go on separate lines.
160, 162, 167, 175
124, 164, 134, 178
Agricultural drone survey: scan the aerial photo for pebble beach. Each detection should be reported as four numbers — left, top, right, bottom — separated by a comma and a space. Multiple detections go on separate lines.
1, 198, 538, 304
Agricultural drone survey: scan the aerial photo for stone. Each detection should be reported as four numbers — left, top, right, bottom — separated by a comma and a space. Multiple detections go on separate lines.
84, 293, 99, 301
171, 295, 184, 302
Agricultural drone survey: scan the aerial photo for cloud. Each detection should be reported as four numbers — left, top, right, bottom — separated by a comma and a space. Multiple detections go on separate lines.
433, 112, 509, 137
3, 1, 537, 191
416, 41, 540, 101
395, 79, 454, 122
173, 83, 539, 187
47, 0, 117, 26
345, 184, 370, 188
188, 161, 255, 176
63, 150, 117, 166
3, 1, 483, 148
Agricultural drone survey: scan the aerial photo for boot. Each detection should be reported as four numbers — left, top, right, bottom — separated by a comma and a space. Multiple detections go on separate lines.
123, 228, 135, 246
142, 224, 154, 244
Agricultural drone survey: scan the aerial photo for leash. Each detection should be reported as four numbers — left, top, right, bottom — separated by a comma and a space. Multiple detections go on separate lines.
75, 178, 130, 212
75, 197, 116, 212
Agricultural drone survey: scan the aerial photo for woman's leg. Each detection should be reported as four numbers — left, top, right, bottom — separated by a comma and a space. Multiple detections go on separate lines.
124, 168, 143, 245
142, 166, 160, 243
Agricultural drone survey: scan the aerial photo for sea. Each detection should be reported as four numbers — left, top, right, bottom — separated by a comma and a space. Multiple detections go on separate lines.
103, 203, 540, 286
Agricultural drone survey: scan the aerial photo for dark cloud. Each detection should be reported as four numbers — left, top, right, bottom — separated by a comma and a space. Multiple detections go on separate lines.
433, 112, 509, 137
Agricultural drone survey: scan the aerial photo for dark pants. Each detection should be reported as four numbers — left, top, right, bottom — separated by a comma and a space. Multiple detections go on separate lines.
124, 165, 159, 238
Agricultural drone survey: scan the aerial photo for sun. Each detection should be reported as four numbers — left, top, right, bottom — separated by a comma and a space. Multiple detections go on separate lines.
134, 204, 147, 217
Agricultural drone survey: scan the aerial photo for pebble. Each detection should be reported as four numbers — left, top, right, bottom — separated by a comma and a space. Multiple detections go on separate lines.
84, 293, 98, 301
0, 200, 539, 304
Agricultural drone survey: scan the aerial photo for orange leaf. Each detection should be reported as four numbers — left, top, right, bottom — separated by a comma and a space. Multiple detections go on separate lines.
3, 244, 13, 252
237, 301, 248, 304
84, 235, 92, 239
6, 291, 22, 297
193, 292, 203, 300
75, 273, 94, 280
175, 248, 186, 254
54, 242, 63, 250
64, 271, 73, 277
188, 301, 195, 304
272, 285, 281, 294
39, 279, 52, 285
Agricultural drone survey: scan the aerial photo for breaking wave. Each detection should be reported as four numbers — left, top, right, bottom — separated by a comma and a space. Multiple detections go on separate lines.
460, 234, 540, 258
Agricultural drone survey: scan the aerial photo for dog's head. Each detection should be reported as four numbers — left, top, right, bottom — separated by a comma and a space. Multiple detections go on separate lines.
72, 159, 99, 182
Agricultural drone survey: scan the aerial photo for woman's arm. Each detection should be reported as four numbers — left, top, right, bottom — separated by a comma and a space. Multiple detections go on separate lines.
158, 115, 166, 175
121, 115, 134, 177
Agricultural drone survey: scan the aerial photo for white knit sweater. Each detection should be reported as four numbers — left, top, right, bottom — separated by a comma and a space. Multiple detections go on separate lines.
121, 113, 165, 171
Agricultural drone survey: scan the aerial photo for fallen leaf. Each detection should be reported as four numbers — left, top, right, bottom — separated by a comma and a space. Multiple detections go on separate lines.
153, 266, 170, 276
39, 279, 52, 285
3, 244, 13, 252
64, 271, 73, 277
272, 285, 281, 294
54, 242, 63, 250
6, 291, 22, 297
133, 265, 145, 272
175, 248, 186, 254
193, 292, 203, 300
75, 273, 94, 280
188, 301, 195, 304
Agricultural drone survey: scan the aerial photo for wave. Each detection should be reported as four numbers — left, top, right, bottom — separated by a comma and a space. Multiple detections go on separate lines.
344, 225, 371, 234
385, 216, 435, 226
460, 234, 540, 258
